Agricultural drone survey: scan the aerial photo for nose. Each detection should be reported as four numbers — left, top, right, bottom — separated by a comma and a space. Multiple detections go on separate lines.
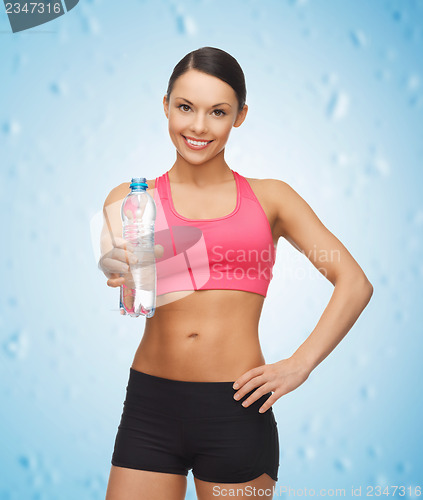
190, 112, 208, 136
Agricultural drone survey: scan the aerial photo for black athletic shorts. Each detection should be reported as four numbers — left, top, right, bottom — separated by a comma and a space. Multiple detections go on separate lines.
111, 367, 280, 484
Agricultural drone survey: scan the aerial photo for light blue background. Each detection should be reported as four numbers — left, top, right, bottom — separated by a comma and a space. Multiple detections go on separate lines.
1, 0, 422, 498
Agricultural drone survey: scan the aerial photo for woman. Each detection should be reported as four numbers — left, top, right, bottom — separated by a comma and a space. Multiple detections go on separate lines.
100, 47, 373, 500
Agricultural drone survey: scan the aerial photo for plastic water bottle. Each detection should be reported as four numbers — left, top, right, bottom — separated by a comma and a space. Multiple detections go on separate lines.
119, 177, 157, 318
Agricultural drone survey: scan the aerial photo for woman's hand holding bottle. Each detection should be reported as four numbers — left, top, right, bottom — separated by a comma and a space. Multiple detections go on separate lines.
98, 236, 164, 288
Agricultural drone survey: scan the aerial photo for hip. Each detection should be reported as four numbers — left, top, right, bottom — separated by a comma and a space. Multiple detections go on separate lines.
112, 366, 280, 483
122, 366, 275, 421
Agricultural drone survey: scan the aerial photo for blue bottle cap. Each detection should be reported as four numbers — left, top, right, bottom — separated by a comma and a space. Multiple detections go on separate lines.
130, 177, 148, 189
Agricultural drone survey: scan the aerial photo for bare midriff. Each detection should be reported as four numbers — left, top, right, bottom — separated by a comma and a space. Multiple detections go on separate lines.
130, 176, 279, 383
131, 289, 267, 382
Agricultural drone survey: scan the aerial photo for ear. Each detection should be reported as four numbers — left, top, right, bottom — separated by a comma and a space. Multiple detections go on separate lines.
233, 104, 248, 128
163, 95, 169, 119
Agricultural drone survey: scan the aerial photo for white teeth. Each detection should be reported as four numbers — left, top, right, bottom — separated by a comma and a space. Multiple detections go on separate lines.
185, 137, 210, 146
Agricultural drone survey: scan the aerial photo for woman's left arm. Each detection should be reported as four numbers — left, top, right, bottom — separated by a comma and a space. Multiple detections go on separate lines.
233, 179, 374, 413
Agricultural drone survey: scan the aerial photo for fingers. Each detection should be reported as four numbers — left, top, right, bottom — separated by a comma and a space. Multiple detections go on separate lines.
102, 257, 130, 275
107, 278, 125, 288
154, 244, 164, 258
106, 274, 126, 288
258, 393, 280, 414
236, 383, 270, 409
233, 374, 265, 402
113, 248, 138, 265
113, 237, 135, 252
100, 238, 161, 289
101, 247, 139, 276
233, 365, 264, 390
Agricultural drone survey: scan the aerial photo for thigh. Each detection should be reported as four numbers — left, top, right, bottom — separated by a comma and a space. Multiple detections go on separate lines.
105, 465, 187, 500
111, 369, 191, 477
188, 408, 279, 485
194, 472, 276, 499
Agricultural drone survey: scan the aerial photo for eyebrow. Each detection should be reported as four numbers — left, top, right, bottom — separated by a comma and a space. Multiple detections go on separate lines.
175, 97, 232, 108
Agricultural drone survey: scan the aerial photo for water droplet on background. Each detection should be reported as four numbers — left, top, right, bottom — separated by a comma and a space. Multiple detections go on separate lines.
3, 330, 29, 359
327, 91, 350, 120
333, 456, 352, 472
350, 29, 368, 48
2, 120, 21, 136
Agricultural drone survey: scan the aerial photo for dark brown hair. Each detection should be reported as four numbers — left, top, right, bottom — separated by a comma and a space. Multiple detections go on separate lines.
165, 47, 247, 113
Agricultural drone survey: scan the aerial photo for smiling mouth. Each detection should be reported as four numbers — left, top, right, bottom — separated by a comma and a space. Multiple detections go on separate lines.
182, 135, 214, 144
181, 135, 214, 150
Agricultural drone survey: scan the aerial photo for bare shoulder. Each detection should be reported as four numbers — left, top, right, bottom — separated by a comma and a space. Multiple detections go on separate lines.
245, 176, 289, 192
245, 176, 306, 239
146, 179, 156, 190
104, 179, 156, 207
245, 176, 293, 209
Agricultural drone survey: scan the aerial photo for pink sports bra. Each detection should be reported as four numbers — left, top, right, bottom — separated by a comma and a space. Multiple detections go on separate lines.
153, 169, 277, 297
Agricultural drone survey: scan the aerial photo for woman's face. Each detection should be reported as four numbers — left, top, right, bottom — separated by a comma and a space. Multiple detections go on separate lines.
163, 69, 248, 165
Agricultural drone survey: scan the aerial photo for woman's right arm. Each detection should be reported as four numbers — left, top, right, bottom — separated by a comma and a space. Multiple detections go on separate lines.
98, 181, 163, 289
98, 182, 134, 288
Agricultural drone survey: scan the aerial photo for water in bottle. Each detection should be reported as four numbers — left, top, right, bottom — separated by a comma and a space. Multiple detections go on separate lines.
120, 177, 157, 318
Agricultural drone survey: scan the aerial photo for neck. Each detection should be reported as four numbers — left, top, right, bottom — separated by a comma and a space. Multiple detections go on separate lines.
168, 151, 233, 187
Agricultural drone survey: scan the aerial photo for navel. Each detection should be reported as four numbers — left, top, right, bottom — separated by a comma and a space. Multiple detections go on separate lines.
187, 332, 199, 339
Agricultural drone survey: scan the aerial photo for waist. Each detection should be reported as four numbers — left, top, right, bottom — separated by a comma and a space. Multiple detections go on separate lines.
133, 326, 265, 382
124, 367, 272, 418
133, 289, 266, 381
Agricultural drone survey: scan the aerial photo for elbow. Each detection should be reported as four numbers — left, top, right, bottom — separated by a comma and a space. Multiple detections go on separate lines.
363, 279, 374, 301
337, 272, 374, 300
356, 275, 374, 303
